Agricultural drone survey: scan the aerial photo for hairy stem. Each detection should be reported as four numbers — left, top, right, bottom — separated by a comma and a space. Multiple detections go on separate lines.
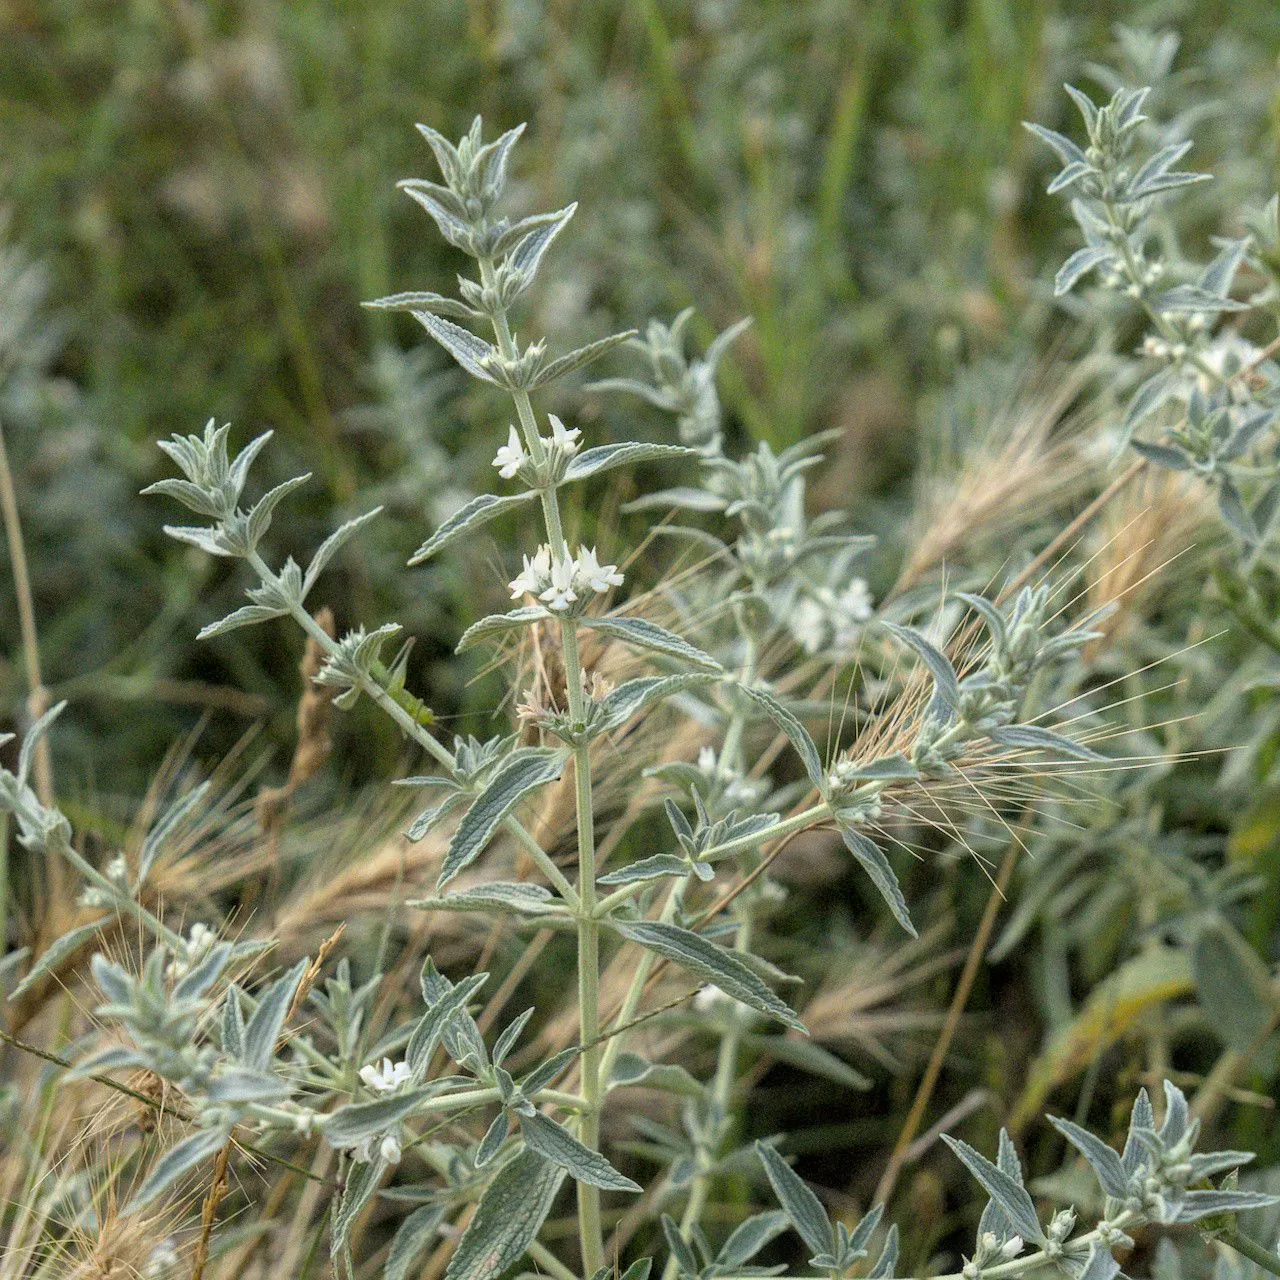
478, 262, 604, 1272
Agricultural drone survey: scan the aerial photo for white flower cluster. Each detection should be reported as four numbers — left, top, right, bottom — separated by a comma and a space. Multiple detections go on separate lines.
492, 413, 581, 479
359, 1056, 412, 1093
789, 578, 874, 655
509, 544, 623, 611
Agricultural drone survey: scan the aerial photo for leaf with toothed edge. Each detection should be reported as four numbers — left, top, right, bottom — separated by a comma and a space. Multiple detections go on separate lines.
738, 684, 824, 789
612, 920, 806, 1033
410, 492, 538, 565
436, 751, 568, 890
443, 1149, 566, 1280
833, 821, 917, 937
580, 616, 722, 672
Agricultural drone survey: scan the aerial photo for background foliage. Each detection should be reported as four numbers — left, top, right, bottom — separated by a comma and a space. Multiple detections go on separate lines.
3, 2, 1280, 1278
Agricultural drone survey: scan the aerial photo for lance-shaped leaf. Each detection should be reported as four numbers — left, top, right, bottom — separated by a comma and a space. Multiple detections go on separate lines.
941, 1134, 1046, 1244
609, 1052, 703, 1097
410, 491, 538, 565
138, 781, 210, 885
126, 1128, 228, 1213
739, 684, 824, 789
988, 725, 1104, 761
834, 821, 916, 937
882, 622, 960, 711
979, 1130, 1027, 1242
332, 1153, 388, 1265
406, 971, 489, 1074
457, 605, 550, 652
197, 603, 287, 641
755, 1142, 833, 1258
718, 1212, 791, 1269
593, 674, 718, 735
1173, 1190, 1280, 1223
444, 1150, 566, 1280
519, 1111, 641, 1190
1122, 1089, 1154, 1175
580, 616, 722, 672
304, 508, 384, 597
529, 331, 637, 388
325, 1089, 433, 1148
12, 918, 111, 1000
410, 882, 562, 916
564, 442, 700, 482
1049, 1116, 1130, 1198
385, 1204, 447, 1280
622, 487, 730, 514
411, 312, 501, 382
406, 791, 468, 843
504, 204, 576, 281
1120, 366, 1179, 445
598, 854, 692, 885
612, 921, 806, 1033
365, 290, 481, 321
242, 959, 308, 1070
1130, 440, 1192, 471
437, 751, 567, 890
1055, 246, 1115, 296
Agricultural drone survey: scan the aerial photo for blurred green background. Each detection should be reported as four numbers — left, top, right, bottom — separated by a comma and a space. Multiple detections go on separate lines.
1, 0, 1277, 804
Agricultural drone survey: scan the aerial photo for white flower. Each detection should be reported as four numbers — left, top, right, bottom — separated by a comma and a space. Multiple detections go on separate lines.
999, 1237, 1024, 1260
493, 426, 528, 479
575, 545, 623, 594
833, 578, 873, 649
509, 545, 552, 599
790, 599, 827, 654
697, 746, 717, 772
359, 1057, 412, 1094
540, 555, 579, 611
547, 414, 581, 456
380, 1133, 403, 1164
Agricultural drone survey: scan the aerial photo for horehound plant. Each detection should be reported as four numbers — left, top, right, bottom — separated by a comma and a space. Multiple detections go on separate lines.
4, 107, 1280, 1280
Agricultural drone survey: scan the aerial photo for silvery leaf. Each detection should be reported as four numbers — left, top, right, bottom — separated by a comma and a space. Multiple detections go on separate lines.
456, 606, 549, 653
242, 959, 307, 1070
443, 1150, 565, 1280
12, 918, 110, 1000
1048, 1116, 1130, 1198
385, 1204, 447, 1280
126, 1128, 228, 1214
580, 616, 722, 673
519, 1111, 641, 1190
755, 1141, 833, 1258
613, 920, 806, 1032
410, 491, 538, 565
304, 508, 384, 597
436, 750, 567, 890
941, 1134, 1046, 1244
834, 824, 916, 936
738, 684, 824, 789
411, 312, 501, 383
529, 331, 636, 388
564, 443, 700, 482
882, 622, 960, 711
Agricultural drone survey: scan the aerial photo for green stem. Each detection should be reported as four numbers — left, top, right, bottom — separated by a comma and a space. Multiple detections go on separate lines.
476, 264, 603, 1273
661, 916, 753, 1280
1222, 1227, 1280, 1279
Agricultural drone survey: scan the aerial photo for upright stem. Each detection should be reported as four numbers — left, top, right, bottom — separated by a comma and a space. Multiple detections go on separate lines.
478, 263, 603, 1272
661, 915, 753, 1280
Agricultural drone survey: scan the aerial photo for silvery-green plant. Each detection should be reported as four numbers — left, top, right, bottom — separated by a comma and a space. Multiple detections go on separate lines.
5, 106, 1280, 1280
1027, 73, 1280, 551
